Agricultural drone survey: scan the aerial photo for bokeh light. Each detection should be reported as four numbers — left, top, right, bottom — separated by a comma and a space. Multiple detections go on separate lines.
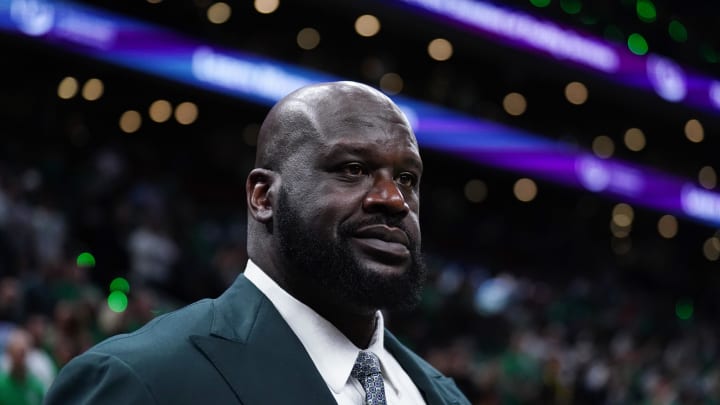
175, 102, 198, 125
119, 110, 142, 133
149, 99, 172, 123
76, 252, 96, 267
700, 44, 719, 63
109, 277, 130, 294
699, 166, 717, 189
592, 135, 614, 158
503, 92, 527, 116
355, 14, 380, 37
657, 215, 678, 238
514, 178, 537, 202
703, 237, 720, 261
57, 76, 78, 99
668, 20, 687, 42
559, 0, 581, 14
624, 127, 646, 151
636, 0, 656, 23
379, 73, 403, 95
612, 203, 634, 227
207, 2, 231, 24
684, 119, 704, 143
628, 33, 649, 55
564, 81, 588, 105
296, 27, 320, 50
81, 78, 103, 101
464, 179, 488, 203
529, 0, 551, 7
610, 220, 631, 238
254, 0, 279, 14
427, 38, 453, 61
107, 291, 128, 313
675, 299, 693, 320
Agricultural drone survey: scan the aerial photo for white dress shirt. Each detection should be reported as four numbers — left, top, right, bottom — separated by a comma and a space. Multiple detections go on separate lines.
244, 260, 427, 405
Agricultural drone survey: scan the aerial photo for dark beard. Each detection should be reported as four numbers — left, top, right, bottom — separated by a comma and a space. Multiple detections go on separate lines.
275, 189, 426, 312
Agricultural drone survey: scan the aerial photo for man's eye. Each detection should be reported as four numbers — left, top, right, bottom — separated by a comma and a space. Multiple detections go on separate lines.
397, 172, 417, 187
342, 163, 366, 176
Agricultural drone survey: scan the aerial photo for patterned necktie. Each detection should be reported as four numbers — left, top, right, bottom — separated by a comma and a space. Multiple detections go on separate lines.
351, 351, 388, 405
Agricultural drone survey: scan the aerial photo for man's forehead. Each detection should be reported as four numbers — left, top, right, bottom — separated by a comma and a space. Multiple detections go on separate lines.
321, 140, 423, 170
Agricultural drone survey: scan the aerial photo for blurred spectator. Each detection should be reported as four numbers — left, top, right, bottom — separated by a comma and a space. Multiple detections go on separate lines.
0, 329, 44, 404
0, 315, 56, 393
127, 215, 179, 291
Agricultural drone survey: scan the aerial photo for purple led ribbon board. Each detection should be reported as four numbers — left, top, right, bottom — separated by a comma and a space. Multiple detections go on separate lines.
393, 0, 720, 115
2, 0, 720, 227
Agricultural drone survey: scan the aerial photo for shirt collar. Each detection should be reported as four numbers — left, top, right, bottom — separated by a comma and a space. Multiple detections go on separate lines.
243, 260, 399, 395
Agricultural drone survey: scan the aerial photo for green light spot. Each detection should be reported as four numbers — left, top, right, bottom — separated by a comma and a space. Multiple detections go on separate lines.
668, 20, 687, 43
76, 252, 96, 268
675, 299, 693, 320
560, 0, 582, 14
636, 0, 656, 22
108, 291, 128, 313
529, 0, 551, 7
701, 44, 719, 63
628, 33, 649, 55
109, 277, 130, 294
604, 25, 624, 43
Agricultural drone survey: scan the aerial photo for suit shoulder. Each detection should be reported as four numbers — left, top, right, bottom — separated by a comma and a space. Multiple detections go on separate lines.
89, 298, 215, 364
46, 351, 157, 405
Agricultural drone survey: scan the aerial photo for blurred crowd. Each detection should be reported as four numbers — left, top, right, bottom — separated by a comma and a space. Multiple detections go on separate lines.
0, 151, 719, 405
397, 265, 720, 405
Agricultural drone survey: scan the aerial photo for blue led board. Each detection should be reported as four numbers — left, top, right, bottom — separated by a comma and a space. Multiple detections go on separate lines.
2, 0, 720, 227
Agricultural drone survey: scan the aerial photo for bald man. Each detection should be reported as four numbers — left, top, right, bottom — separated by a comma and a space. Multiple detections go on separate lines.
0, 329, 44, 405
46, 82, 470, 405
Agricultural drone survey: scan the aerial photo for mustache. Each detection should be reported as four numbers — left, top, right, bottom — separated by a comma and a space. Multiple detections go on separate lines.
339, 216, 418, 247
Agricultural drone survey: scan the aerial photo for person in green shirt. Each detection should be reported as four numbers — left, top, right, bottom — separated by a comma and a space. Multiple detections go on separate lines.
0, 329, 44, 405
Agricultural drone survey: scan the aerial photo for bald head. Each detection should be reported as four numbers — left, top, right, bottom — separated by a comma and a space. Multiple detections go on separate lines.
6, 329, 31, 371
254, 81, 414, 173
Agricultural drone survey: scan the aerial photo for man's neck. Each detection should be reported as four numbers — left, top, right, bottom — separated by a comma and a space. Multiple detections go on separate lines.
252, 257, 379, 348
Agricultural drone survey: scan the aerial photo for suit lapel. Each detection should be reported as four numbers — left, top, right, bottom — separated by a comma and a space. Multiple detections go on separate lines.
190, 276, 336, 405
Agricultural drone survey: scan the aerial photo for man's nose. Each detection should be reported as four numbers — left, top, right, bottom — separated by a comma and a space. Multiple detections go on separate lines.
363, 174, 410, 215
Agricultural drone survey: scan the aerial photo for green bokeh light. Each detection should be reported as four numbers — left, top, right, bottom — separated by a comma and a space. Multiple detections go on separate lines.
109, 277, 130, 294
636, 0, 656, 22
701, 44, 719, 63
108, 291, 128, 313
76, 252, 96, 268
675, 299, 693, 320
668, 20, 687, 42
560, 0, 582, 14
529, 0, 551, 7
628, 33, 649, 55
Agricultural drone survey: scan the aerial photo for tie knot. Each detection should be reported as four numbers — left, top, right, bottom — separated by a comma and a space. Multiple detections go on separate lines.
351, 351, 382, 379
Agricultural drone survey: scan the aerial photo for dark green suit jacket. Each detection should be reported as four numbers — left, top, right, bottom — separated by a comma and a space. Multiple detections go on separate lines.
45, 275, 469, 404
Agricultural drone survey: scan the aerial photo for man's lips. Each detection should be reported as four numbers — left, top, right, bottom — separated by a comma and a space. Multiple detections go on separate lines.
354, 225, 410, 246
351, 225, 410, 259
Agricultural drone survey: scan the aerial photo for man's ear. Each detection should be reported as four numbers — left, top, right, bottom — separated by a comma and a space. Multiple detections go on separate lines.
246, 168, 279, 223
